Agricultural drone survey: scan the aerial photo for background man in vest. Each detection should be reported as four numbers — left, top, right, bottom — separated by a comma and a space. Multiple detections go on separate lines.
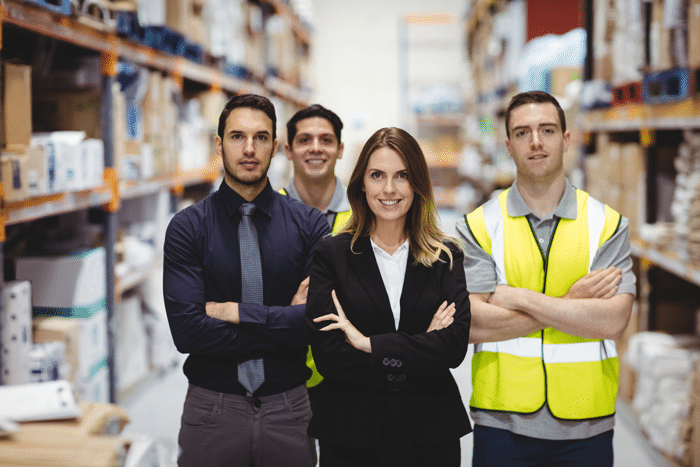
457, 90, 635, 466
283, 104, 351, 233
281, 104, 351, 392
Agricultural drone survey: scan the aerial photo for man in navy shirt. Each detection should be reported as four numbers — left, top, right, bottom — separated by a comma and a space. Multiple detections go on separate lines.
163, 94, 329, 467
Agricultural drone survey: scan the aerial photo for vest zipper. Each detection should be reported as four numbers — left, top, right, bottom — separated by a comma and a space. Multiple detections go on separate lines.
526, 216, 561, 410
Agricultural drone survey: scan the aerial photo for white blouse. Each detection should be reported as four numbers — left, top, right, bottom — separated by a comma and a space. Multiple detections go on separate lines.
370, 238, 409, 330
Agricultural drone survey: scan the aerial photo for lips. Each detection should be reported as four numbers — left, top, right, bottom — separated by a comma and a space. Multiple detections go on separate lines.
380, 200, 399, 206
529, 154, 547, 160
305, 158, 326, 165
240, 160, 259, 170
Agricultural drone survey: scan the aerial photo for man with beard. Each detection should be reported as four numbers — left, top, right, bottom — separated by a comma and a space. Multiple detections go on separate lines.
163, 94, 329, 467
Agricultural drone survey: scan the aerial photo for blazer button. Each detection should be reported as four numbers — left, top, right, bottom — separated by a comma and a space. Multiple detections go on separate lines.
387, 374, 394, 382
390, 359, 397, 367
383, 358, 390, 366
254, 399, 262, 408
396, 360, 402, 367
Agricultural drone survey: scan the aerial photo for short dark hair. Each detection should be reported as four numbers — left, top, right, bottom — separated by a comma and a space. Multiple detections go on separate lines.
218, 94, 277, 140
505, 91, 566, 138
286, 104, 343, 146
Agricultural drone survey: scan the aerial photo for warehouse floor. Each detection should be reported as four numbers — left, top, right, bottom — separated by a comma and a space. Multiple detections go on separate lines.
120, 348, 666, 467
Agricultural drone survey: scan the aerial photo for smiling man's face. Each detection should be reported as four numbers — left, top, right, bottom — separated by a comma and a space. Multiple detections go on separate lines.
285, 117, 344, 185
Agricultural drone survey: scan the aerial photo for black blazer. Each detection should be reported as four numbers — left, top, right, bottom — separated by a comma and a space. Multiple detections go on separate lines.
305, 233, 472, 449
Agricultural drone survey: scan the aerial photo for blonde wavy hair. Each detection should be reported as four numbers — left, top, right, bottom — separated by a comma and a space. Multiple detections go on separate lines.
341, 127, 462, 268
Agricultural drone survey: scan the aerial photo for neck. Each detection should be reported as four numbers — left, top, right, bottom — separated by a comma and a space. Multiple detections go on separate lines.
293, 176, 337, 212
370, 221, 408, 255
225, 175, 266, 202
516, 174, 566, 218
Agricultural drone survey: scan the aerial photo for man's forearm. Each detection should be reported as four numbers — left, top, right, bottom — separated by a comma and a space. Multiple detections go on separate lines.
469, 294, 545, 344
206, 301, 239, 323
493, 287, 633, 340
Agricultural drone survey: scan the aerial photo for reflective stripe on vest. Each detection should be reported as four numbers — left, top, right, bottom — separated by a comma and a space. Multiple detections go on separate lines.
466, 188, 622, 420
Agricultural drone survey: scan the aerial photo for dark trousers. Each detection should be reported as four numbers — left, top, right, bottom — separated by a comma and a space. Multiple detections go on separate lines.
472, 424, 614, 467
319, 394, 460, 467
177, 384, 316, 467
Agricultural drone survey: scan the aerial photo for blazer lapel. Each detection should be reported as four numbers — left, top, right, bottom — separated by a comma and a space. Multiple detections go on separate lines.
398, 253, 429, 330
348, 236, 396, 331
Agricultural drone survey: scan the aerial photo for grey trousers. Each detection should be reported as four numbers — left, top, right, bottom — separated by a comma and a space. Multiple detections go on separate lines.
177, 384, 317, 467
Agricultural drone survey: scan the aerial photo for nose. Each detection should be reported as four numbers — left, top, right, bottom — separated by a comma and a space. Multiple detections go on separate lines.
243, 137, 255, 156
530, 131, 543, 149
310, 137, 321, 153
383, 177, 396, 194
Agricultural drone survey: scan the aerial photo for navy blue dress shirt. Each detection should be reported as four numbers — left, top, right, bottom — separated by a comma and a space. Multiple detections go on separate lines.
163, 179, 331, 396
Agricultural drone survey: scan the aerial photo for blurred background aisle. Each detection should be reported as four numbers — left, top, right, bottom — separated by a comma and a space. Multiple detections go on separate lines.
0, 0, 699, 466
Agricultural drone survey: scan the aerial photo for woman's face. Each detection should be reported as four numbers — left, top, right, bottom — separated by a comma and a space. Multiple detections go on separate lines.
363, 147, 414, 229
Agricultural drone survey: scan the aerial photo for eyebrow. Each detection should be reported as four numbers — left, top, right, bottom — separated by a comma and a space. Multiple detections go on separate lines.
227, 129, 272, 136
296, 132, 335, 139
511, 122, 559, 132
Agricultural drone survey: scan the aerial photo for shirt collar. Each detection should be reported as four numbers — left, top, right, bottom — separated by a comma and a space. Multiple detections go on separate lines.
506, 179, 578, 220
370, 237, 409, 259
285, 176, 350, 214
218, 179, 274, 219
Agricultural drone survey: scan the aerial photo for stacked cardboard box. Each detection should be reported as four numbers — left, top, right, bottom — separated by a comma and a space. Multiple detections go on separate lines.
627, 332, 700, 465
671, 131, 700, 263
18, 248, 109, 403
584, 134, 645, 235
0, 281, 33, 385
141, 71, 178, 177
0, 402, 130, 467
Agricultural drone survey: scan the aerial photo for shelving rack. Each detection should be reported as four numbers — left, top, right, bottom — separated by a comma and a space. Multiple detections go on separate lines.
0, 0, 311, 403
463, 0, 700, 464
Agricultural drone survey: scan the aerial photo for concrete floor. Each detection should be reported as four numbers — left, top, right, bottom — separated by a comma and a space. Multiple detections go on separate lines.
120, 348, 667, 467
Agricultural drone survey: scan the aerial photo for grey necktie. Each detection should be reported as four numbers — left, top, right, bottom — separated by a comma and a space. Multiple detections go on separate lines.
237, 203, 265, 393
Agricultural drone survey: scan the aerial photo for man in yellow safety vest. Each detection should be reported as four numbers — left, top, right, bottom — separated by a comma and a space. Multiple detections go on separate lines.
281, 104, 351, 392
457, 91, 635, 466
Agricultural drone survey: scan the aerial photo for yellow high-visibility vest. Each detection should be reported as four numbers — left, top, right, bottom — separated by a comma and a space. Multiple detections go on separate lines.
466, 188, 622, 420
280, 187, 352, 387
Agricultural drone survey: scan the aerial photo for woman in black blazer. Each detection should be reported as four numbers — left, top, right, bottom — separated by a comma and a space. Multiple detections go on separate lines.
306, 127, 472, 466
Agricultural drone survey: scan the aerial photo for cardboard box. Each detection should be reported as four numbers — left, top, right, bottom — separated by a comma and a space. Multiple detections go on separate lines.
607, 142, 623, 185
32, 311, 108, 403
0, 419, 128, 467
2, 61, 32, 149
33, 89, 102, 140
115, 294, 150, 394
690, 0, 700, 68
16, 247, 106, 309
1, 153, 29, 202
26, 401, 129, 436
621, 143, 646, 189
650, 0, 672, 71
81, 139, 105, 190
548, 66, 582, 97
24, 144, 48, 197
0, 281, 33, 385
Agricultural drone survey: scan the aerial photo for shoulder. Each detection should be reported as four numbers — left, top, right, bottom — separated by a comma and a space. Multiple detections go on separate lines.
168, 194, 214, 230
317, 232, 352, 251
273, 190, 324, 220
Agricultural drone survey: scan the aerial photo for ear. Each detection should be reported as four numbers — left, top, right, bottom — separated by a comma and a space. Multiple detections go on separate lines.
562, 130, 571, 152
284, 143, 293, 161
272, 139, 279, 158
215, 135, 223, 157
337, 142, 345, 160
505, 138, 512, 158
